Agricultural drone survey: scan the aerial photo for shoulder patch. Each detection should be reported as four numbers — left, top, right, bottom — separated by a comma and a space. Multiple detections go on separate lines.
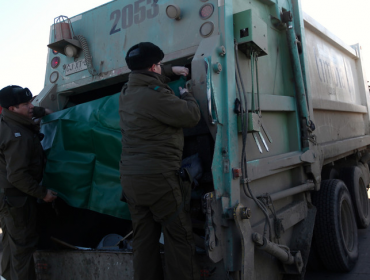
14, 132, 21, 137
148, 85, 160, 91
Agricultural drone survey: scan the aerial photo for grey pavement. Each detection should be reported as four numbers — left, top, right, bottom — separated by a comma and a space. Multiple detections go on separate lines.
305, 225, 370, 280
0, 218, 369, 279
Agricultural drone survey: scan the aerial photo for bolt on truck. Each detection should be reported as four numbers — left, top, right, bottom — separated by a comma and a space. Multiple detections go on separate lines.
33, 0, 370, 279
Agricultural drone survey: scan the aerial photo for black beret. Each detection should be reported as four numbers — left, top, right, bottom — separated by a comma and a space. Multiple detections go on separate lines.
125, 42, 164, 71
0, 86, 33, 108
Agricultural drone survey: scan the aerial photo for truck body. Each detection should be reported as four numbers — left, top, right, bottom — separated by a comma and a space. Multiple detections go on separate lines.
33, 0, 370, 279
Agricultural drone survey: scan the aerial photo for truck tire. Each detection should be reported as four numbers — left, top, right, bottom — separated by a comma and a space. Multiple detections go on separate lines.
312, 179, 358, 272
340, 166, 370, 229
358, 162, 370, 190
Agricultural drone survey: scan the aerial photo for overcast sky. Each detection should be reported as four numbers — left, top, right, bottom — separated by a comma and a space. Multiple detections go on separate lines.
0, 0, 369, 95
301, 0, 370, 82
0, 0, 112, 95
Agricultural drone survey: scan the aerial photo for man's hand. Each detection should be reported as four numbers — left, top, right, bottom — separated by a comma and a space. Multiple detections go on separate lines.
43, 189, 57, 202
179, 87, 188, 96
172, 66, 189, 77
45, 108, 53, 115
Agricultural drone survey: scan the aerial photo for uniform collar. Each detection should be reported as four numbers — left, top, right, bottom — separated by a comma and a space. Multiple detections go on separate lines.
128, 70, 171, 87
2, 108, 40, 132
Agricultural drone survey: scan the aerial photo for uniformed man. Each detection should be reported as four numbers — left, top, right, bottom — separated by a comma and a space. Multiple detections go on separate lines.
0, 85, 57, 280
119, 42, 201, 280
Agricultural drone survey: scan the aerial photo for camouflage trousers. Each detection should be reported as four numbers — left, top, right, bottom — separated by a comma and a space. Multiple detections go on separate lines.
121, 171, 200, 280
0, 194, 38, 280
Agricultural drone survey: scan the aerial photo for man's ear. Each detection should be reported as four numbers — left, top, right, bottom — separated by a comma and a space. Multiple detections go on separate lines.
148, 64, 156, 72
8, 106, 15, 112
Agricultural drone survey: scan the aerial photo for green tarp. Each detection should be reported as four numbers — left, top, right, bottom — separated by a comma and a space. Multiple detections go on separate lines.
41, 77, 186, 220
41, 93, 129, 219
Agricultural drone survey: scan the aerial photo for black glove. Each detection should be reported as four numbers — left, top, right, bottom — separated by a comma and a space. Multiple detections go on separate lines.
33, 106, 46, 118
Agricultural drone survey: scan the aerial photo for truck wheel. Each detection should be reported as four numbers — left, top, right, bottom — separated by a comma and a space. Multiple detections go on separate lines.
312, 179, 358, 272
341, 166, 370, 229
358, 162, 370, 190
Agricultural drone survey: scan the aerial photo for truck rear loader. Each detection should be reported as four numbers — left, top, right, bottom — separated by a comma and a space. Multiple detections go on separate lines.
32, 0, 370, 279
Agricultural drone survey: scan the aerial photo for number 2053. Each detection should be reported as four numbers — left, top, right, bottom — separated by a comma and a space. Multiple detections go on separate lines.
110, 0, 159, 35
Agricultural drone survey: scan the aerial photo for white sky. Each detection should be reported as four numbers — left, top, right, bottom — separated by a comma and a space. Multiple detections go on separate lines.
0, 0, 112, 95
0, 0, 369, 95
301, 0, 370, 82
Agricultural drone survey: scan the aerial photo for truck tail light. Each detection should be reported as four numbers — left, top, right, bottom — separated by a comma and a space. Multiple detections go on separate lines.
200, 22, 214, 37
199, 4, 214, 20
50, 71, 59, 83
232, 168, 242, 179
64, 44, 78, 58
51, 57, 60, 69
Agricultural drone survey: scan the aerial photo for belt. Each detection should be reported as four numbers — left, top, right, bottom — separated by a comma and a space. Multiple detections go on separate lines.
0, 188, 27, 196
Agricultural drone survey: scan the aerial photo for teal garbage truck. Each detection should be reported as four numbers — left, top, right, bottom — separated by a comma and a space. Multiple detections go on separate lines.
33, 0, 370, 279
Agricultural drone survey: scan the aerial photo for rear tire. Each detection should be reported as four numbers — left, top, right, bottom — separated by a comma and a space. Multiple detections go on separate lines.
341, 166, 370, 229
312, 179, 358, 272
358, 162, 370, 190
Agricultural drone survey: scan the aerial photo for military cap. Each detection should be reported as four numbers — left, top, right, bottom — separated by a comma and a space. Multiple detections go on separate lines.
125, 42, 164, 71
0, 86, 33, 109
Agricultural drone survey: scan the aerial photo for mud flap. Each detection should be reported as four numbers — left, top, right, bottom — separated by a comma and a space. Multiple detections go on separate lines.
283, 204, 316, 279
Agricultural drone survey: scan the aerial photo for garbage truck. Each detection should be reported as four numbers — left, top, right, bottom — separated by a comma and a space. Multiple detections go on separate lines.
32, 0, 370, 279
